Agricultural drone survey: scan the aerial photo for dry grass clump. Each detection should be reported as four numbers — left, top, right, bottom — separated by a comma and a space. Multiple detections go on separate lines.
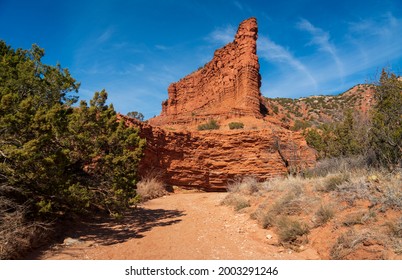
386, 218, 402, 254
386, 217, 402, 238
0, 196, 51, 259
223, 161, 401, 258
317, 173, 350, 192
251, 185, 310, 229
270, 191, 305, 216
305, 155, 370, 177
263, 176, 306, 193
227, 176, 261, 195
221, 194, 250, 211
381, 174, 402, 211
136, 176, 167, 201
314, 204, 335, 226
330, 230, 386, 260
276, 216, 310, 245
250, 205, 276, 229
334, 176, 373, 206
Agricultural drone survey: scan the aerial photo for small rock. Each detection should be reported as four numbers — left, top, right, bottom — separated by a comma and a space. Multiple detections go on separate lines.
266, 234, 272, 240
63, 237, 83, 246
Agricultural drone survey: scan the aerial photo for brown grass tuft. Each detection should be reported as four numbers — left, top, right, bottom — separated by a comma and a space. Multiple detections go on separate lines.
136, 176, 167, 202
0, 196, 52, 259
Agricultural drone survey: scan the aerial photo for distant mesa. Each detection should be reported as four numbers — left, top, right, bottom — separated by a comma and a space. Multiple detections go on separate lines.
149, 17, 266, 127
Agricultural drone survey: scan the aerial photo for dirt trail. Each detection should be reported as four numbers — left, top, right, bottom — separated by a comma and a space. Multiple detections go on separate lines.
34, 193, 320, 260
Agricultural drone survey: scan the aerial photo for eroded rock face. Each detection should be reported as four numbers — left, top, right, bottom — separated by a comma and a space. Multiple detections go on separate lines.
150, 17, 264, 126
124, 118, 315, 190
125, 17, 317, 190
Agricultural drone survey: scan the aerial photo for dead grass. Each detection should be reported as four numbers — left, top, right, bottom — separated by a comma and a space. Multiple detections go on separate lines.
385, 217, 402, 254
386, 217, 402, 238
0, 196, 52, 259
334, 176, 373, 206
305, 156, 370, 177
276, 216, 310, 246
317, 173, 350, 192
314, 204, 335, 226
227, 176, 261, 195
136, 176, 167, 202
330, 230, 387, 260
381, 174, 402, 211
221, 194, 250, 211
222, 163, 401, 259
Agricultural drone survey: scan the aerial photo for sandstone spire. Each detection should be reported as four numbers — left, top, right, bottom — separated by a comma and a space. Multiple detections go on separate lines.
150, 17, 264, 127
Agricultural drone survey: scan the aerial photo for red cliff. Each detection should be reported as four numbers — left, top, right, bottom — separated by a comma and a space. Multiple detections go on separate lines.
149, 17, 264, 127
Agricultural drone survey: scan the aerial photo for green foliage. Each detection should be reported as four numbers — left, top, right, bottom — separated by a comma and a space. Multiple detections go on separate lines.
197, 119, 220, 131
271, 104, 279, 114
127, 111, 144, 121
228, 122, 244, 130
291, 120, 311, 131
370, 70, 402, 168
305, 110, 366, 159
0, 41, 145, 220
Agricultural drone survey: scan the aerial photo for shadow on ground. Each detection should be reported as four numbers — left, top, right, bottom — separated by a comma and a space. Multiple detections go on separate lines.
27, 206, 185, 259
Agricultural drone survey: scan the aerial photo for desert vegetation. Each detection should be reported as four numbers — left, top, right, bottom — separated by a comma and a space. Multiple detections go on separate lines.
222, 159, 401, 259
0, 42, 146, 258
197, 119, 220, 130
222, 70, 401, 259
228, 122, 244, 130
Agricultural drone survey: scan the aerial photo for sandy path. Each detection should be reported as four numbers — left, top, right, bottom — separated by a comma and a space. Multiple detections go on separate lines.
34, 193, 320, 260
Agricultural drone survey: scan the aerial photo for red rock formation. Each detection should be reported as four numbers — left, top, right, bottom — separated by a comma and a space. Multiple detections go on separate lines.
150, 17, 264, 127
123, 117, 316, 190
123, 18, 317, 190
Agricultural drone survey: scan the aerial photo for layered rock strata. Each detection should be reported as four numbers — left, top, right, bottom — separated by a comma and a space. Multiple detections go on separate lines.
124, 118, 316, 190
150, 17, 264, 126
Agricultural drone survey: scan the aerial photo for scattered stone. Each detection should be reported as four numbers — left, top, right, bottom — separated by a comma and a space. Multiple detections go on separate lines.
63, 237, 83, 246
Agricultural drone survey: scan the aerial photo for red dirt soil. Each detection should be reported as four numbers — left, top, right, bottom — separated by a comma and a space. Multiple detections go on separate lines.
33, 192, 321, 260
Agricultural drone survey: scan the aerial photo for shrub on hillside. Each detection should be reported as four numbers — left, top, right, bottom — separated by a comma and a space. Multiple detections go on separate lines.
276, 216, 310, 245
197, 119, 220, 131
314, 204, 335, 226
228, 122, 244, 130
330, 230, 386, 260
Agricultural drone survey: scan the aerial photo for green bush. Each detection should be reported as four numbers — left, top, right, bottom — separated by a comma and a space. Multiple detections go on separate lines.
291, 120, 311, 131
0, 41, 146, 221
197, 119, 220, 130
228, 122, 244, 130
370, 70, 402, 168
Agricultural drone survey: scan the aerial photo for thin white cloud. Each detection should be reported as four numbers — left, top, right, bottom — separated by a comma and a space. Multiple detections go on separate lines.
155, 44, 168, 50
349, 12, 401, 38
258, 36, 318, 91
297, 18, 344, 83
207, 25, 236, 45
233, 1, 243, 11
97, 27, 114, 44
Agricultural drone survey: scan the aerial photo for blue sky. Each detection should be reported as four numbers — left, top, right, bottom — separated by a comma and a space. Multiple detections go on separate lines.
1, 0, 402, 119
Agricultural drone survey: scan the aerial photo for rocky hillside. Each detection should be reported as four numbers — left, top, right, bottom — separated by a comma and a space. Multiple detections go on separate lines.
263, 84, 376, 130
